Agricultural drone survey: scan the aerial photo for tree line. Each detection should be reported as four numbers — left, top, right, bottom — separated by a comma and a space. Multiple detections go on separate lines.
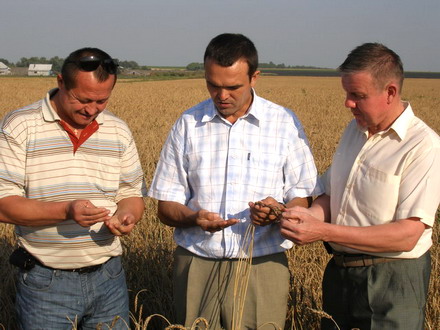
0, 57, 149, 72
185, 61, 326, 71
1, 57, 325, 72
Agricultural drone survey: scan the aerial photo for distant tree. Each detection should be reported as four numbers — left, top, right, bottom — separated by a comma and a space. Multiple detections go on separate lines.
186, 62, 204, 71
258, 62, 328, 70
0, 58, 13, 66
119, 60, 140, 69
16, 56, 51, 67
16, 57, 29, 67
50, 56, 64, 73
259, 61, 277, 68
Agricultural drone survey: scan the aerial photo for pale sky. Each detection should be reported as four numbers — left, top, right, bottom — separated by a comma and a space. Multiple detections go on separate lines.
1, 0, 439, 71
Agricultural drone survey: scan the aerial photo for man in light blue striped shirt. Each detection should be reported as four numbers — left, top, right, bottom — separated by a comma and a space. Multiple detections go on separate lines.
0, 47, 146, 329
148, 33, 323, 329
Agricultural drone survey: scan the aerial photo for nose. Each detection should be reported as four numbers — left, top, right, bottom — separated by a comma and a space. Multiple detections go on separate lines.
345, 97, 356, 109
218, 88, 229, 101
83, 103, 101, 116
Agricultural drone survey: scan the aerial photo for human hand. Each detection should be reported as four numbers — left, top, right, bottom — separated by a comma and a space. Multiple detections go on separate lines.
105, 211, 137, 236
249, 197, 285, 226
280, 207, 326, 245
67, 200, 111, 227
195, 209, 239, 233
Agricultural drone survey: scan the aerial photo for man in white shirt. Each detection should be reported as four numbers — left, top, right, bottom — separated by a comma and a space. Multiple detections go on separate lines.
280, 43, 440, 329
149, 33, 322, 329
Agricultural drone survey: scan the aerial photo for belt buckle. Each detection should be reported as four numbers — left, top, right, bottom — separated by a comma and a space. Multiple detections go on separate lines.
72, 264, 101, 274
333, 254, 345, 267
333, 253, 365, 267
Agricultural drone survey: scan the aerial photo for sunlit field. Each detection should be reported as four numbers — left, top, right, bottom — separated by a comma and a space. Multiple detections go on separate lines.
0, 76, 439, 329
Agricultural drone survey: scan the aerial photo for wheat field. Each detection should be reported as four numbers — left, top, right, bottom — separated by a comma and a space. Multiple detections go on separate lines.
0, 76, 439, 329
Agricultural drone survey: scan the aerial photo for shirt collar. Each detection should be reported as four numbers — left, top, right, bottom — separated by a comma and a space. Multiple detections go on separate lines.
357, 101, 414, 141
388, 101, 414, 140
41, 88, 105, 125
42, 88, 61, 122
201, 88, 260, 126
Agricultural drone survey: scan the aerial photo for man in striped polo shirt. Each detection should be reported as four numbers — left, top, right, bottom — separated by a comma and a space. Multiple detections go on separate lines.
0, 48, 146, 328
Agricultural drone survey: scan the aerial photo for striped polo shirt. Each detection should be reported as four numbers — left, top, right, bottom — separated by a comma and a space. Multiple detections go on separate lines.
0, 89, 147, 268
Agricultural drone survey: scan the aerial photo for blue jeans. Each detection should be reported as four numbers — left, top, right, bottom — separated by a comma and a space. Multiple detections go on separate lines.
15, 256, 129, 330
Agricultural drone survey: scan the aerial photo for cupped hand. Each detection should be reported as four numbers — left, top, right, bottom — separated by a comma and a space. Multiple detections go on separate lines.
105, 211, 137, 236
196, 209, 238, 233
67, 200, 111, 227
280, 207, 325, 245
249, 197, 285, 226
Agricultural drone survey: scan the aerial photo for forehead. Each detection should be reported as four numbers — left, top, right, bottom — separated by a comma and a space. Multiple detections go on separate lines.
341, 71, 376, 91
204, 58, 250, 84
68, 71, 115, 91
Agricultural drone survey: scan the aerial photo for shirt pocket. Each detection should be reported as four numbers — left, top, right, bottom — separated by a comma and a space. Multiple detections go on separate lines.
96, 158, 121, 195
355, 165, 401, 222
245, 152, 285, 196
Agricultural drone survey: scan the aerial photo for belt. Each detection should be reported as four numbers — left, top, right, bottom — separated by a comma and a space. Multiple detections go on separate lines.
332, 253, 397, 268
36, 259, 103, 274
14, 247, 105, 273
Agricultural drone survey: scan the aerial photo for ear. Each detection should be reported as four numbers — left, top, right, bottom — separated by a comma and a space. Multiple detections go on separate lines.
386, 82, 398, 104
57, 74, 64, 89
250, 70, 260, 88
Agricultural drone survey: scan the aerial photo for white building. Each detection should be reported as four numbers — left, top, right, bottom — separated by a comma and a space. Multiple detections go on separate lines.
28, 64, 53, 76
0, 62, 11, 75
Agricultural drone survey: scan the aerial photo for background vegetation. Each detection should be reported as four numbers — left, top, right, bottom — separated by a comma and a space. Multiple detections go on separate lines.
0, 57, 151, 72
0, 76, 438, 329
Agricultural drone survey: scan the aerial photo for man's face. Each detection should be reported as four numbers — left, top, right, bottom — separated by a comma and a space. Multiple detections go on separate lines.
55, 71, 115, 128
341, 71, 390, 135
204, 58, 259, 124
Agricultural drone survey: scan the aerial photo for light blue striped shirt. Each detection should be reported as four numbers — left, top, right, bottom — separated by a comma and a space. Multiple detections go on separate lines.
0, 89, 147, 268
149, 91, 323, 258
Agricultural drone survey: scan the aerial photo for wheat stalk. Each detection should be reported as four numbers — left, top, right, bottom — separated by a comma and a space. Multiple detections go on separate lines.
308, 308, 341, 330
231, 222, 256, 329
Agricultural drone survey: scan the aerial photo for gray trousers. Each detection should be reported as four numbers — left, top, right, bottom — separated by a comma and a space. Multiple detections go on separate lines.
173, 246, 290, 330
321, 251, 431, 330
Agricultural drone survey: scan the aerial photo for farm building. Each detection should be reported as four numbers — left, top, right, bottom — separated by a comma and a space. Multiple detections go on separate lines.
0, 62, 11, 75
28, 64, 53, 76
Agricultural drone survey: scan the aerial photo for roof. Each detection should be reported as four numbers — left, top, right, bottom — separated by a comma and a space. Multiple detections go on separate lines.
0, 62, 9, 69
28, 64, 53, 71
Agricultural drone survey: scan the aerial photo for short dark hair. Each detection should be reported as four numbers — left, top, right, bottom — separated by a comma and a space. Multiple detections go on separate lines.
61, 47, 117, 90
338, 43, 404, 92
204, 33, 258, 79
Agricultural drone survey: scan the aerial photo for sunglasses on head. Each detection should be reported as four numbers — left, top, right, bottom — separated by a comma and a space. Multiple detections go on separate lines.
66, 56, 119, 74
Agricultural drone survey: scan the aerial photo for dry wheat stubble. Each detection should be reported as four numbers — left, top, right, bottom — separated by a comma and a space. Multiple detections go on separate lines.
0, 76, 438, 329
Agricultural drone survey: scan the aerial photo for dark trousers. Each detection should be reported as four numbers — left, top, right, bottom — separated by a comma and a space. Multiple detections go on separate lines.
321, 251, 431, 330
